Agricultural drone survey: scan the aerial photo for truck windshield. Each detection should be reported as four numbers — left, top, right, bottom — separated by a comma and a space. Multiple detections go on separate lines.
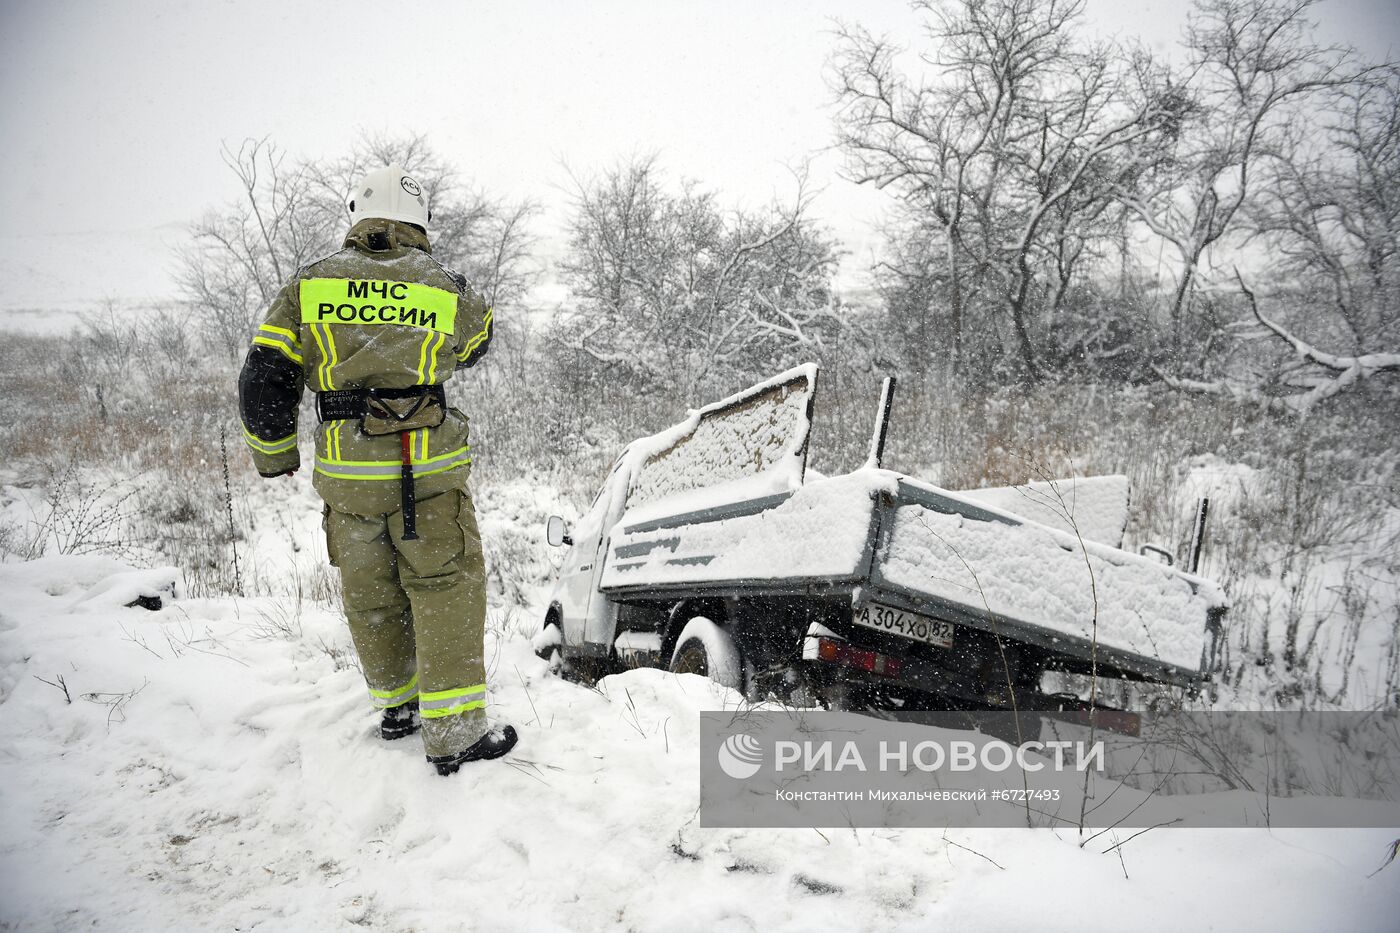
589, 452, 627, 509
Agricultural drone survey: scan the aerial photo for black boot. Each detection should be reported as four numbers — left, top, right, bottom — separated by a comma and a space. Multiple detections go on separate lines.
427, 725, 518, 775
381, 700, 421, 741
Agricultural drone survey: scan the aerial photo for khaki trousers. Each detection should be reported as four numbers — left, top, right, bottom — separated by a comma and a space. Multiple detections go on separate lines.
323, 487, 488, 757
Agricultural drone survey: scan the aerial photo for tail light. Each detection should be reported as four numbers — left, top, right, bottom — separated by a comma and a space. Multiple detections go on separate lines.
1059, 707, 1141, 738
815, 637, 904, 679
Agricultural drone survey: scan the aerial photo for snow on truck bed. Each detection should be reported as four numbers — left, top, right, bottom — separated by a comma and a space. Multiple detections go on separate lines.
603, 470, 1223, 673
883, 478, 1223, 671
602, 470, 891, 587
958, 473, 1131, 548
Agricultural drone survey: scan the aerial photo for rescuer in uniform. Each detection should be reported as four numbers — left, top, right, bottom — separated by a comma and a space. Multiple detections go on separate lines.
238, 163, 517, 775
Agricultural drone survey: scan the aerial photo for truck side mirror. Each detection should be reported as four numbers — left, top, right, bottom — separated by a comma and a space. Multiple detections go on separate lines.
546, 515, 573, 548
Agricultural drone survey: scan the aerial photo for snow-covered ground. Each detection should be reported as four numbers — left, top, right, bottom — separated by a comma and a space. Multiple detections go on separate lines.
2, 549, 1398, 931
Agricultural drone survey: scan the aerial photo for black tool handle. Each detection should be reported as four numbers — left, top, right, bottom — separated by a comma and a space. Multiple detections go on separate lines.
400, 431, 418, 541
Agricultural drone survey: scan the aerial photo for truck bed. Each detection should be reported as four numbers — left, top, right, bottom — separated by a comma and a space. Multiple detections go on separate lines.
599, 469, 1225, 685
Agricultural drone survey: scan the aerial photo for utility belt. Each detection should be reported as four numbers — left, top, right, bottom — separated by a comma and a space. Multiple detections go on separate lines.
316, 385, 448, 541
315, 384, 447, 433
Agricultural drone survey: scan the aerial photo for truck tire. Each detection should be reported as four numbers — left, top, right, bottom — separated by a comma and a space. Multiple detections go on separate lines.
533, 613, 563, 670
669, 616, 743, 691
535, 612, 614, 685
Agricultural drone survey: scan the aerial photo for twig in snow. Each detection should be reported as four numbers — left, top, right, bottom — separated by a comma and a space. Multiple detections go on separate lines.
120, 623, 164, 660
1100, 819, 1182, 856
503, 757, 552, 788
514, 664, 543, 728
941, 831, 1005, 870
82, 677, 149, 729
33, 674, 72, 704
1080, 757, 1182, 848
1369, 839, 1400, 878
670, 840, 702, 861
506, 756, 564, 776
164, 618, 250, 668
219, 425, 243, 597
1078, 740, 1153, 821
621, 687, 647, 738
1109, 834, 1130, 879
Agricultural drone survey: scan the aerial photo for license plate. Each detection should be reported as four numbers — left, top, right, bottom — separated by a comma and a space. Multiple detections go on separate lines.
853, 602, 955, 649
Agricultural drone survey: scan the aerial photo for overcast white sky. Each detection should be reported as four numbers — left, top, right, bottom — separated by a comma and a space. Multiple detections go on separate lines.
1, 0, 1396, 314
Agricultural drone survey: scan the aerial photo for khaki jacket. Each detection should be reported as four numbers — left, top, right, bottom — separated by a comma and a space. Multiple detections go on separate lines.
238, 218, 493, 514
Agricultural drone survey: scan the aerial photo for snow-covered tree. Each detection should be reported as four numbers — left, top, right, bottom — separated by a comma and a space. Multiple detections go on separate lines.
833, 0, 1178, 383
1116, 0, 1357, 371
1157, 67, 1400, 412
552, 157, 843, 399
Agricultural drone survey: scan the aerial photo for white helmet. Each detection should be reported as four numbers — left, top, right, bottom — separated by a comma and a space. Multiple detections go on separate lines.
349, 163, 430, 229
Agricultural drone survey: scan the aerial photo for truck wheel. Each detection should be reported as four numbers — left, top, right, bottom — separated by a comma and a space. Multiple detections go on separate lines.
669, 616, 743, 691
533, 615, 563, 671
534, 613, 613, 684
